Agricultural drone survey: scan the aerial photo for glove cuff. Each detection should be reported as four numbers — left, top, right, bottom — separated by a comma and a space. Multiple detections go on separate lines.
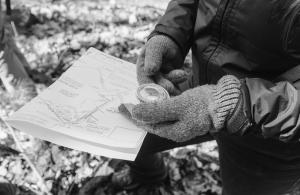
209, 75, 241, 130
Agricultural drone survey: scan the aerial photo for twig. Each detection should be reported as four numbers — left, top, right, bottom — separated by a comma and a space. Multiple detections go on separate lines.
197, 150, 219, 165
0, 118, 52, 195
23, 184, 41, 195
11, 21, 19, 38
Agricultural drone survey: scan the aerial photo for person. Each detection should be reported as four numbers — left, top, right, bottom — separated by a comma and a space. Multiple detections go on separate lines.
0, 183, 17, 195
111, 0, 300, 195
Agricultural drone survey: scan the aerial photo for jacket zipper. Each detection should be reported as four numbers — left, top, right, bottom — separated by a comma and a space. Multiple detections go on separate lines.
204, 0, 230, 83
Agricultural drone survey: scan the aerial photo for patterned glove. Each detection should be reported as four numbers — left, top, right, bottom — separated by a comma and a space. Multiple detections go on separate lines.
125, 75, 241, 142
137, 35, 188, 95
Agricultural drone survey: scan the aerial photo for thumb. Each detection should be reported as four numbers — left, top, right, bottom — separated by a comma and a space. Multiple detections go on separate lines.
155, 74, 181, 95
144, 41, 164, 75
136, 47, 155, 85
132, 99, 180, 124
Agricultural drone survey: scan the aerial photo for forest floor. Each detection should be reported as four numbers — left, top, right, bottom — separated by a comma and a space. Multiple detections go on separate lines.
0, 0, 221, 194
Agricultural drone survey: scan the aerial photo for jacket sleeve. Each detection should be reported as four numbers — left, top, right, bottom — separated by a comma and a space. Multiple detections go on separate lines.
229, 77, 300, 143
230, 17, 300, 142
149, 0, 200, 56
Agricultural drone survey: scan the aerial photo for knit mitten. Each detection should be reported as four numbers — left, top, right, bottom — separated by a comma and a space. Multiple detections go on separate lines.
127, 75, 241, 142
137, 35, 188, 95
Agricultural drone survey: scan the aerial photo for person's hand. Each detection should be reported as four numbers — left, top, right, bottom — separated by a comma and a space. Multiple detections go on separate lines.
137, 35, 188, 95
120, 75, 241, 142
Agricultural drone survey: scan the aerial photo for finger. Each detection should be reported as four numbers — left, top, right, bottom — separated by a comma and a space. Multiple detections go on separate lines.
164, 69, 188, 84
118, 103, 134, 119
154, 74, 174, 93
160, 64, 175, 74
142, 121, 191, 142
136, 48, 155, 85
165, 48, 184, 69
132, 98, 180, 123
155, 74, 181, 95
144, 43, 163, 75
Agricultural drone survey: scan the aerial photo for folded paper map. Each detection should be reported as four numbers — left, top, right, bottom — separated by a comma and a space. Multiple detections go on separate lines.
7, 48, 147, 161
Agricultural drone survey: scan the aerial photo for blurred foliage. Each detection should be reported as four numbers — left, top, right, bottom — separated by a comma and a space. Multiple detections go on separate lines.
0, 0, 221, 194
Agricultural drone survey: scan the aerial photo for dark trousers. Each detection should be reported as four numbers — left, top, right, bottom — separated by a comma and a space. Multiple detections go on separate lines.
130, 130, 300, 195
0, 183, 17, 195
130, 132, 213, 183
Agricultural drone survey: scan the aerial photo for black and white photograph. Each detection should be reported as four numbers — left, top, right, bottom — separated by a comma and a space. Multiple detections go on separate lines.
0, 0, 299, 194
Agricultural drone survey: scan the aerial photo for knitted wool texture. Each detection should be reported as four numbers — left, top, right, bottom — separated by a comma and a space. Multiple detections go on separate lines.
136, 35, 187, 95
130, 75, 241, 142
209, 75, 241, 130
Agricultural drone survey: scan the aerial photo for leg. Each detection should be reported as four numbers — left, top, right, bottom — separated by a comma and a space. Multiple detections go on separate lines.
129, 133, 214, 184
216, 130, 300, 195
0, 183, 17, 195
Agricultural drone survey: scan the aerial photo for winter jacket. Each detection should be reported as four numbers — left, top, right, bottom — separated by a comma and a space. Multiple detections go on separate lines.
150, 0, 300, 142
150, 1, 300, 193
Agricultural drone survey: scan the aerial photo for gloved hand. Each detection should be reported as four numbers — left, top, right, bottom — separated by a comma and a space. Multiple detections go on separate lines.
137, 35, 188, 95
121, 75, 241, 142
